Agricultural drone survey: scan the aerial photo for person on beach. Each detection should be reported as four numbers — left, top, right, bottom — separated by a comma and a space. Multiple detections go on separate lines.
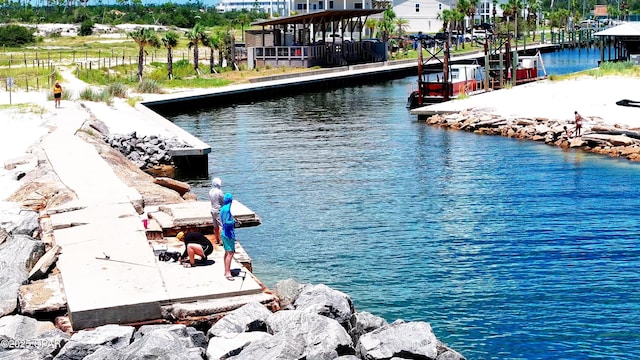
563, 125, 572, 139
220, 193, 238, 281
53, 81, 63, 108
574, 111, 584, 137
176, 231, 213, 268
208, 177, 224, 245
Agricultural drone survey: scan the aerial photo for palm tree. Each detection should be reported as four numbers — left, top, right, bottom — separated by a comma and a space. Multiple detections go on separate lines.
161, 31, 179, 80
456, 0, 473, 48
380, 8, 396, 42
127, 28, 160, 83
526, 0, 541, 41
365, 18, 378, 38
207, 31, 222, 74
186, 23, 208, 75
393, 18, 409, 37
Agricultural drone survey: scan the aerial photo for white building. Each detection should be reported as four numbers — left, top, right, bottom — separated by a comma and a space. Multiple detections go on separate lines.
216, 0, 504, 34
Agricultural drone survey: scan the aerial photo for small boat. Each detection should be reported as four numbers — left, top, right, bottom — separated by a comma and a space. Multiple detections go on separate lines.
513, 51, 547, 85
407, 62, 487, 108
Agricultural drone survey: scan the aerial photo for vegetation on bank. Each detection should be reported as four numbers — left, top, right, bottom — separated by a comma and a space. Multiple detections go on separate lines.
549, 61, 640, 80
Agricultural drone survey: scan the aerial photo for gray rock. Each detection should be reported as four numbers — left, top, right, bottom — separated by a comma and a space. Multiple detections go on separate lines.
266, 309, 354, 359
207, 301, 272, 339
82, 344, 125, 360
206, 331, 271, 360
273, 278, 305, 310
348, 311, 388, 345
0, 315, 65, 358
0, 235, 46, 316
436, 343, 466, 360
134, 324, 206, 350
122, 328, 202, 360
53, 341, 101, 360
9, 211, 40, 238
294, 284, 354, 324
0, 315, 55, 338
0, 348, 44, 359
335, 356, 360, 360
225, 333, 304, 360
356, 320, 438, 360
70, 324, 134, 350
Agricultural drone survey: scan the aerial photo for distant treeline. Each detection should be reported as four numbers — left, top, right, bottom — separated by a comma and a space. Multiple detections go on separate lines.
0, 2, 267, 29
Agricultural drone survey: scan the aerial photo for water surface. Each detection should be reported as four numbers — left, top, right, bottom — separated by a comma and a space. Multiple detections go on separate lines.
164, 49, 638, 359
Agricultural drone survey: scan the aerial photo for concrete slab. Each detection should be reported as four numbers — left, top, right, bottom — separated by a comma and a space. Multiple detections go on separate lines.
157, 246, 263, 303
47, 202, 138, 231
157, 201, 261, 228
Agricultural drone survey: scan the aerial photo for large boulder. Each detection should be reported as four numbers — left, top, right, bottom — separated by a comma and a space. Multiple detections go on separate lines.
294, 284, 354, 324
70, 324, 135, 350
273, 278, 305, 310
347, 311, 388, 345
0, 315, 65, 358
0, 235, 46, 316
356, 320, 439, 360
0, 204, 39, 238
225, 333, 304, 360
206, 331, 271, 360
207, 301, 273, 339
134, 324, 206, 350
267, 309, 354, 359
122, 328, 203, 360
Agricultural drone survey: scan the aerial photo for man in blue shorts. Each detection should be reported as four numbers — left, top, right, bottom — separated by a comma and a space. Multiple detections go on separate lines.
220, 193, 238, 280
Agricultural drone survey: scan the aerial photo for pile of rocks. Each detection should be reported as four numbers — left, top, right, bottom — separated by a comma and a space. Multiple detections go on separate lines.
426, 109, 640, 161
0, 282, 465, 359
104, 132, 190, 170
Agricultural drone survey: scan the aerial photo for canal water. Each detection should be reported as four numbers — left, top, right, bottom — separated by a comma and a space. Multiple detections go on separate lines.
165, 48, 639, 359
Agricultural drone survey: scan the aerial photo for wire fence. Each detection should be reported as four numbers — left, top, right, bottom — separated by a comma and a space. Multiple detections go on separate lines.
0, 47, 217, 92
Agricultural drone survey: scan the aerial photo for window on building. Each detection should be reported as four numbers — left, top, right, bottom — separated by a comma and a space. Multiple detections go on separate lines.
313, 3, 317, 9
319, 1, 323, 9
329, 1, 334, 9
415, 3, 419, 12
355, 2, 363, 8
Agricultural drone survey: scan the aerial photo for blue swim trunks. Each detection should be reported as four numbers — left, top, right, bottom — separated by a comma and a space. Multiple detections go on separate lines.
221, 234, 235, 252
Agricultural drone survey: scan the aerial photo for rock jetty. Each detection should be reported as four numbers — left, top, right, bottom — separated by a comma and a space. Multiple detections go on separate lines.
425, 109, 640, 161
104, 132, 190, 170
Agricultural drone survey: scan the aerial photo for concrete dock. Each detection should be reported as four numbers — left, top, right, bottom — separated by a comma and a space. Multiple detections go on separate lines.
36, 98, 271, 330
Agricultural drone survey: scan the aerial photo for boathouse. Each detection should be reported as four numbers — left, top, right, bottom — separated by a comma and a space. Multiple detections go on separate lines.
593, 22, 640, 63
247, 9, 387, 69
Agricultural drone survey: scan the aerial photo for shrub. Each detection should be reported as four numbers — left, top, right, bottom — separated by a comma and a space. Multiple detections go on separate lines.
106, 82, 128, 98
79, 20, 94, 36
0, 25, 35, 46
137, 79, 161, 93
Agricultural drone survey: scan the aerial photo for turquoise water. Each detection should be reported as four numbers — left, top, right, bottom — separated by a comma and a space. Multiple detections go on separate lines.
164, 50, 638, 359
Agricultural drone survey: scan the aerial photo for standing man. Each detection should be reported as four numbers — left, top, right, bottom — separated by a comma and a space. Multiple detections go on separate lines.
574, 111, 584, 137
208, 177, 224, 245
53, 81, 63, 108
220, 193, 237, 281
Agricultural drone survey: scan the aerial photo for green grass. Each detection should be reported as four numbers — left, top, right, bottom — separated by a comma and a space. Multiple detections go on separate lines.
549, 61, 640, 81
